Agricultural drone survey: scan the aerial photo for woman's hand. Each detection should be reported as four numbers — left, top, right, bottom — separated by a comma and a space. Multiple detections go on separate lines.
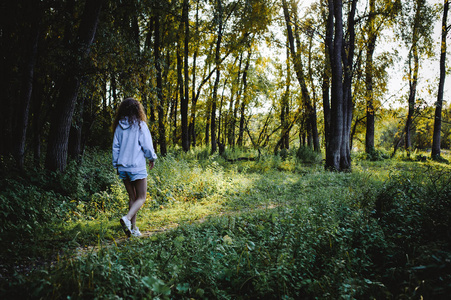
149, 160, 155, 170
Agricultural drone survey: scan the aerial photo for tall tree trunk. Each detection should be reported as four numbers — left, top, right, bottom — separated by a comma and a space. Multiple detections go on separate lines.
230, 53, 243, 148
45, 0, 102, 172
31, 81, 44, 167
431, 0, 448, 159
176, 30, 183, 146
404, 0, 425, 157
14, 0, 40, 169
307, 25, 320, 151
181, 0, 190, 151
205, 92, 211, 146
68, 90, 86, 161
405, 39, 420, 155
188, 3, 199, 148
154, 10, 167, 156
218, 78, 228, 146
339, 0, 357, 171
237, 52, 251, 147
323, 1, 334, 155
0, 1, 13, 157
326, 0, 344, 171
365, 0, 376, 154
281, 46, 291, 150
171, 92, 179, 146
211, 0, 223, 153
282, 0, 320, 152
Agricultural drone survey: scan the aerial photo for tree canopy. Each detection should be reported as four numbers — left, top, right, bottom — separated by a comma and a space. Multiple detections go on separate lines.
1, 0, 449, 172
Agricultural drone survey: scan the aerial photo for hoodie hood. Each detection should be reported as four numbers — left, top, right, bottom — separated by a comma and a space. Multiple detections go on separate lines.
119, 117, 131, 129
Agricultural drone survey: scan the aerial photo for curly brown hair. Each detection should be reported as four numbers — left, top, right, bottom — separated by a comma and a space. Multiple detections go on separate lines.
112, 98, 147, 132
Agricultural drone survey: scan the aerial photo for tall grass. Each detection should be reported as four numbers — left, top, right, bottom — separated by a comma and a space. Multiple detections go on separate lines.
1, 147, 450, 299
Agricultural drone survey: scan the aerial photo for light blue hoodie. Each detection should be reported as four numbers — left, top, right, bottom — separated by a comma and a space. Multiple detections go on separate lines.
112, 118, 157, 172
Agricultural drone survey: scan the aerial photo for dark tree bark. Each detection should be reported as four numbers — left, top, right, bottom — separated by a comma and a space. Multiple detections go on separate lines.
0, 1, 19, 157
68, 89, 86, 161
365, 0, 376, 154
14, 0, 40, 169
404, 0, 424, 158
323, 0, 334, 155
431, 0, 449, 159
339, 0, 357, 171
181, 0, 190, 152
211, 0, 224, 153
282, 0, 320, 152
171, 91, 179, 146
324, 0, 357, 171
31, 80, 44, 167
326, 0, 344, 171
45, 0, 103, 172
189, 1, 201, 148
154, 9, 167, 156
230, 53, 243, 148
176, 29, 183, 145
237, 52, 251, 147
405, 46, 419, 157
281, 47, 291, 150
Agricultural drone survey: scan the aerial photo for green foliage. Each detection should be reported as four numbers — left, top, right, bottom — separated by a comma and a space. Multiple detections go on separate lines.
354, 148, 390, 161
0, 150, 118, 274
295, 146, 322, 164
374, 164, 451, 297
1, 150, 451, 299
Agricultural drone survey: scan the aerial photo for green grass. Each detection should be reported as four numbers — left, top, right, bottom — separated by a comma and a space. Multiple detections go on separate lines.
1, 148, 450, 299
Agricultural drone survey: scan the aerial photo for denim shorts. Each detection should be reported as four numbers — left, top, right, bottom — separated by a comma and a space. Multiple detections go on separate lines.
118, 170, 147, 181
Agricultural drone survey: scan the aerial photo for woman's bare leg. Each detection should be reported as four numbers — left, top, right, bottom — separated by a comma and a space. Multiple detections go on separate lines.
123, 179, 136, 226
123, 178, 147, 227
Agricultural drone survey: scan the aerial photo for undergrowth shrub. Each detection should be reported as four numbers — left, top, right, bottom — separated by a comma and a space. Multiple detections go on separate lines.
296, 146, 322, 164
13, 202, 390, 300
146, 154, 227, 207
375, 164, 451, 298
3, 148, 450, 299
0, 149, 117, 276
5, 168, 395, 300
354, 148, 390, 161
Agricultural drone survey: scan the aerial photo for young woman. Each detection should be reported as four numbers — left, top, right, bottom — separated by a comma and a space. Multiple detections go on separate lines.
112, 98, 157, 237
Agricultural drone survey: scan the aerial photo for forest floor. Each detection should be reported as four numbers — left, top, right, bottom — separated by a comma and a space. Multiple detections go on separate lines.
1, 150, 450, 299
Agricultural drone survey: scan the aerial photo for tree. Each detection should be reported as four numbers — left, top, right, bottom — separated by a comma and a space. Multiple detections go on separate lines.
399, 0, 434, 157
339, 0, 357, 170
13, 0, 40, 169
45, 0, 103, 172
363, 0, 400, 155
188, 0, 202, 148
180, 0, 190, 152
282, 0, 320, 152
324, 0, 357, 171
365, 0, 377, 154
153, 2, 168, 156
432, 0, 449, 159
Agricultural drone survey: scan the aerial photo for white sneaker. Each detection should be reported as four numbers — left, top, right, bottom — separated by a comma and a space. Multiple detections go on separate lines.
131, 227, 142, 237
120, 216, 132, 237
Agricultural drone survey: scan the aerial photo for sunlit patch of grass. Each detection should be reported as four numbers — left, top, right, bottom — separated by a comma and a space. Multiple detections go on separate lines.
2, 147, 450, 299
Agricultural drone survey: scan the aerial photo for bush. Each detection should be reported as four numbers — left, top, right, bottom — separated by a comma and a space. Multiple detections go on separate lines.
2, 150, 450, 299
0, 149, 118, 277
374, 164, 451, 297
296, 146, 322, 164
